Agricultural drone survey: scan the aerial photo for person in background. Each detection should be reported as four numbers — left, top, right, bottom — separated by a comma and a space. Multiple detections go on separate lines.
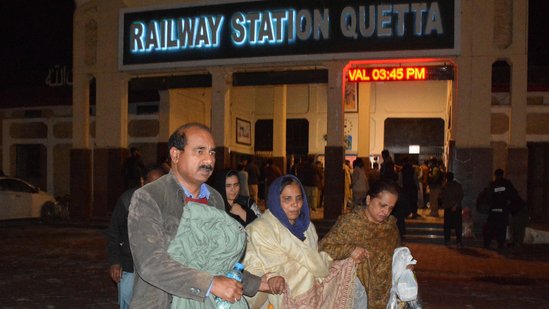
400, 156, 419, 219
351, 158, 369, 206
320, 180, 402, 309
439, 172, 464, 248
315, 160, 325, 209
343, 160, 353, 211
296, 156, 320, 211
212, 169, 261, 227
263, 158, 282, 201
368, 162, 381, 186
127, 123, 283, 308
483, 168, 519, 252
246, 157, 260, 202
427, 157, 444, 217
123, 147, 146, 189
419, 160, 430, 209
236, 159, 250, 197
380, 149, 398, 182
107, 167, 165, 309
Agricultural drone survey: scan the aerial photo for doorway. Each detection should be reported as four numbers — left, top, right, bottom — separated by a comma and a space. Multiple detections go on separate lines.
527, 142, 549, 222
384, 118, 445, 163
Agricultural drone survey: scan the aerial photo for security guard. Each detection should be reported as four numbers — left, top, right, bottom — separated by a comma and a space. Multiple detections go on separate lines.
483, 169, 519, 251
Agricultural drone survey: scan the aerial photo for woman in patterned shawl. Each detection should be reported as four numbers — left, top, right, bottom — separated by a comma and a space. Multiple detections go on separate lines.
320, 180, 401, 309
243, 175, 356, 309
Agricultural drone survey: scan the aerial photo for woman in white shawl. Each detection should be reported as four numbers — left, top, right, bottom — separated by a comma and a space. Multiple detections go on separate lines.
243, 175, 356, 309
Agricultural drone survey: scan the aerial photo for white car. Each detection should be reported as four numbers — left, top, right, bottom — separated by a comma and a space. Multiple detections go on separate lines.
0, 176, 57, 220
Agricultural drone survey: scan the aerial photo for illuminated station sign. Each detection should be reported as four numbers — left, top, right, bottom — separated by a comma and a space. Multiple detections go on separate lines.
121, 0, 456, 69
348, 65, 453, 82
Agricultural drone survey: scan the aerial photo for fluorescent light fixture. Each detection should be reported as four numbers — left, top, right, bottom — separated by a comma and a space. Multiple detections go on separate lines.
409, 145, 420, 154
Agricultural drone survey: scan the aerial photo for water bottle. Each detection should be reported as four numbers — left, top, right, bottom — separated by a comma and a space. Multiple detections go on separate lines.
215, 262, 244, 309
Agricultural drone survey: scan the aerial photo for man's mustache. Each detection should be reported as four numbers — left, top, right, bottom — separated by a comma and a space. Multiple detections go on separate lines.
199, 165, 213, 171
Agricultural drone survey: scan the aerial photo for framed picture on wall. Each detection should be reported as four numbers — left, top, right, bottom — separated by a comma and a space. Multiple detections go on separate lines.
236, 118, 252, 145
344, 82, 358, 112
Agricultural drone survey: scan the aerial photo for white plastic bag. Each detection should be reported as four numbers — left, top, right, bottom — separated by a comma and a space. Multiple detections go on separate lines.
397, 269, 418, 301
387, 247, 420, 309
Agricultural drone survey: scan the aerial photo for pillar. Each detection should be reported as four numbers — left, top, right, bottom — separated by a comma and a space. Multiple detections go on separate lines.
70, 2, 92, 219
210, 68, 232, 170
158, 86, 212, 163
507, 55, 528, 197
91, 0, 129, 219
357, 83, 372, 159
506, 1, 529, 198
272, 85, 288, 171
93, 73, 129, 218
324, 61, 346, 220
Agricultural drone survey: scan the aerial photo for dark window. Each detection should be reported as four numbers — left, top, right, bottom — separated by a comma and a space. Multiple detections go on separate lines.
89, 77, 96, 114
492, 60, 511, 94
15, 144, 47, 190
254, 120, 273, 151
254, 119, 309, 154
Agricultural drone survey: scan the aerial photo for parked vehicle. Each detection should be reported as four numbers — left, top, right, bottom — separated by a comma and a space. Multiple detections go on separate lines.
0, 176, 64, 221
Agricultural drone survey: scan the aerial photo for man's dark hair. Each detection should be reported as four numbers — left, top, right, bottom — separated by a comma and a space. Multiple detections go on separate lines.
167, 123, 212, 151
446, 172, 455, 182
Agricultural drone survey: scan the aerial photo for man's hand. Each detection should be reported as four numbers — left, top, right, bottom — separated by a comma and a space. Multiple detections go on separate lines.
211, 276, 244, 303
259, 274, 286, 294
350, 247, 369, 264
109, 264, 123, 283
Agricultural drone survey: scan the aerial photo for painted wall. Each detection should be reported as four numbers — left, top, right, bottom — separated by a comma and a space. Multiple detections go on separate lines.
364, 80, 449, 155
231, 84, 328, 155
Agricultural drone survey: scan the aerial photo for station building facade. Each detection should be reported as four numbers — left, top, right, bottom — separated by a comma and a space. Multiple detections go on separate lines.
3, 0, 549, 227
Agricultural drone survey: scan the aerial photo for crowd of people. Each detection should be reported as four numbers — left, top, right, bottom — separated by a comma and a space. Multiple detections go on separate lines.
106, 121, 525, 308
342, 149, 527, 250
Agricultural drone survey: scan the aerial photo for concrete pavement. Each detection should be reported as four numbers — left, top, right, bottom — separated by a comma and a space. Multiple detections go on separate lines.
0, 221, 548, 308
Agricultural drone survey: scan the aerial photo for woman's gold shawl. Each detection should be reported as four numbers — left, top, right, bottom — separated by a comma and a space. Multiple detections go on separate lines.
319, 209, 400, 309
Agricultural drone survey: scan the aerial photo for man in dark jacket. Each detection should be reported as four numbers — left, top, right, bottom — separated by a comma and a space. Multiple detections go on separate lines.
483, 168, 519, 251
440, 172, 464, 247
107, 168, 164, 309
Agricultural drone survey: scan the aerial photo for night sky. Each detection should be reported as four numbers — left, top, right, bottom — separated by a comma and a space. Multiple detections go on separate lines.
0, 0, 547, 91
0, 0, 74, 90
528, 0, 549, 64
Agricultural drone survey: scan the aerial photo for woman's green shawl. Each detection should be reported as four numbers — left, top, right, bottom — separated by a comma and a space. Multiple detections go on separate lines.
167, 202, 248, 309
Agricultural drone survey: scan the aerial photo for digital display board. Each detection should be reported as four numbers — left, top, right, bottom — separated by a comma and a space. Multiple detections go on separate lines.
347, 65, 453, 82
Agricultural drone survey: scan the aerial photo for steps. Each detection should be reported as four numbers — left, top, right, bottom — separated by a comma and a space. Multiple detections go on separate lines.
312, 217, 446, 243
314, 217, 446, 244
405, 219, 445, 244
